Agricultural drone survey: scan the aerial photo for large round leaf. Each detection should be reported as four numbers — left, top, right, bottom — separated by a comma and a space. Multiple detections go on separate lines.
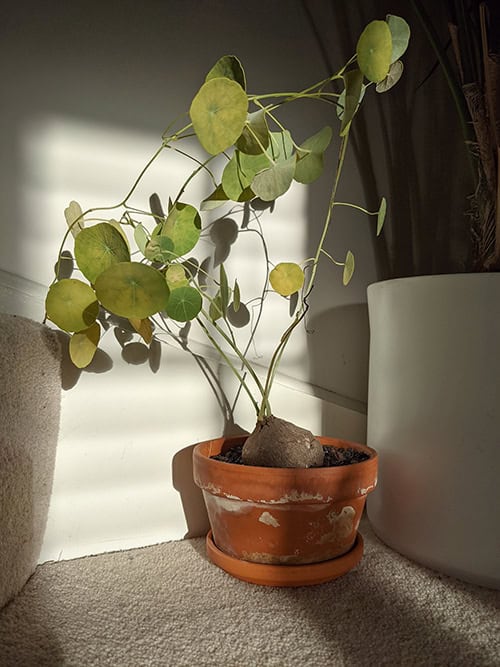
45, 278, 99, 333
356, 20, 392, 83
190, 77, 248, 155
270, 262, 305, 297
75, 222, 130, 283
69, 322, 100, 368
94, 262, 169, 319
166, 286, 202, 322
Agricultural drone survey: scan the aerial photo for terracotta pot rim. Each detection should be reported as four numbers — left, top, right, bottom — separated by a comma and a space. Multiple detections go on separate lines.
193, 435, 378, 505
193, 435, 377, 473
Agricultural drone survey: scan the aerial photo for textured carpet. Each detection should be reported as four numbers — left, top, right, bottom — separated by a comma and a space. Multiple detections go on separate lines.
0, 519, 498, 667
0, 313, 61, 608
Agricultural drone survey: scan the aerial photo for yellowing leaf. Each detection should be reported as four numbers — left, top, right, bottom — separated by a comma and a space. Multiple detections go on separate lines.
45, 278, 99, 333
356, 20, 392, 83
343, 251, 355, 286
64, 201, 85, 238
69, 322, 100, 368
270, 262, 305, 297
190, 77, 248, 155
129, 318, 153, 345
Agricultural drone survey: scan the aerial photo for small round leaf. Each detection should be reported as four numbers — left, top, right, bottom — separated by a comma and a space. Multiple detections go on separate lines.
343, 251, 355, 286
270, 262, 305, 297
162, 202, 201, 257
75, 222, 130, 283
252, 156, 296, 201
376, 60, 404, 93
386, 14, 410, 62
166, 264, 189, 289
205, 55, 246, 90
190, 77, 248, 155
222, 153, 253, 201
236, 110, 269, 154
69, 322, 101, 368
94, 262, 170, 319
45, 278, 99, 333
377, 197, 387, 236
166, 286, 202, 322
356, 20, 392, 83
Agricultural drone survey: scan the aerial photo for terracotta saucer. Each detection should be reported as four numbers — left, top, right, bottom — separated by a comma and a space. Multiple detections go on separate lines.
206, 530, 364, 587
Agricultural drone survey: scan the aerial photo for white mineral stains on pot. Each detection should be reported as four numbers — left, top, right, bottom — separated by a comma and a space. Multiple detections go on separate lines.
206, 494, 252, 514
258, 511, 280, 528
202, 482, 222, 495
316, 505, 356, 545
267, 490, 334, 504
358, 482, 376, 496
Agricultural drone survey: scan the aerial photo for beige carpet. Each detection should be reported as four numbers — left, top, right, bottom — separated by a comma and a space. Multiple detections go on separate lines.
0, 520, 498, 667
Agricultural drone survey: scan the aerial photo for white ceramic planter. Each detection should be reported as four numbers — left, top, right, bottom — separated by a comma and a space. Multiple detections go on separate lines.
366, 274, 500, 589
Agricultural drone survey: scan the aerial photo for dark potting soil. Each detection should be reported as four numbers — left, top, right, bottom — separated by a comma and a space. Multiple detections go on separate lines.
211, 444, 369, 467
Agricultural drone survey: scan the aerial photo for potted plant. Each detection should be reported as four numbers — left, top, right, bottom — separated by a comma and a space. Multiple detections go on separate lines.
328, 1, 499, 588
44, 14, 410, 586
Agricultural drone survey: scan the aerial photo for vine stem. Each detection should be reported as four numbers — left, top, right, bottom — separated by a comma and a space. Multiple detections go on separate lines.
196, 316, 261, 416
257, 130, 350, 420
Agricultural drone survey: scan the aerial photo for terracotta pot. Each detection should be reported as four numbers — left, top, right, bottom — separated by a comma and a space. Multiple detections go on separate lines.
193, 435, 377, 586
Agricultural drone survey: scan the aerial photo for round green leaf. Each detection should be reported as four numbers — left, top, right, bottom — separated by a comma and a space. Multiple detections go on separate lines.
145, 235, 175, 263
343, 251, 355, 286
166, 285, 202, 322
270, 262, 305, 297
162, 202, 201, 256
190, 77, 248, 155
222, 152, 253, 201
69, 322, 100, 368
236, 110, 269, 154
45, 278, 99, 333
356, 20, 392, 83
386, 15, 410, 63
299, 126, 333, 154
201, 184, 229, 211
205, 55, 246, 90
252, 156, 296, 201
294, 152, 324, 184
75, 222, 130, 283
94, 262, 170, 319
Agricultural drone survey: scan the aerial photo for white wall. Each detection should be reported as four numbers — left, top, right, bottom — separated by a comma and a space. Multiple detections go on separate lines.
0, 0, 376, 561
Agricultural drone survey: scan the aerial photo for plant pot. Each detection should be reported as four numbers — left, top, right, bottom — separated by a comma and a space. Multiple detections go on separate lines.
367, 274, 500, 589
193, 435, 377, 586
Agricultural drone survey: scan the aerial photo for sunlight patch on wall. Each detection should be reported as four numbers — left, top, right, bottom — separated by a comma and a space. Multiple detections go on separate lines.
19, 114, 205, 286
